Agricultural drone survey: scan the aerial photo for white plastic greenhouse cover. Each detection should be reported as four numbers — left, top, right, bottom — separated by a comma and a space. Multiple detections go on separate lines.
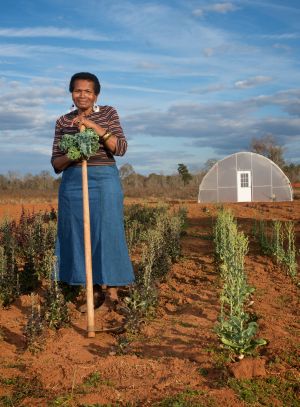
198, 152, 293, 203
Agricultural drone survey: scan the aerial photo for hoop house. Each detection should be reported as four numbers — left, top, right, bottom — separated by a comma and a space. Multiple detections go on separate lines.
198, 152, 293, 203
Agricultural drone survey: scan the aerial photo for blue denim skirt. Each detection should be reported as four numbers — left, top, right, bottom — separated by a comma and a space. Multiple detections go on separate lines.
55, 165, 134, 286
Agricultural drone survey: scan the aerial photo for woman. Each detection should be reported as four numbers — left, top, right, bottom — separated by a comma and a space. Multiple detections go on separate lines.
51, 72, 134, 313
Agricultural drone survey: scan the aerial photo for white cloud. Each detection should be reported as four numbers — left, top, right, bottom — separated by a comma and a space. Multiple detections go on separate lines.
0, 27, 111, 41
193, 2, 237, 17
210, 3, 237, 13
234, 76, 273, 89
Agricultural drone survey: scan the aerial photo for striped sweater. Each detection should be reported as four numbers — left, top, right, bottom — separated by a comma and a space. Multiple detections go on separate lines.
51, 105, 127, 174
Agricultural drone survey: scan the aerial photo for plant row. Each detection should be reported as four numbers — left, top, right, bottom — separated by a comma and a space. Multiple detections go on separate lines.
123, 204, 187, 333
0, 204, 187, 351
253, 219, 298, 281
214, 209, 266, 359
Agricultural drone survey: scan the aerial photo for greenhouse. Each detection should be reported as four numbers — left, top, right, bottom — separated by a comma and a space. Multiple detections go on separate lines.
198, 152, 293, 203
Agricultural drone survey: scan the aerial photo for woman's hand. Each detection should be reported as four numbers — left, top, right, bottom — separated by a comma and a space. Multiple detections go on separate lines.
71, 114, 117, 154
71, 115, 96, 130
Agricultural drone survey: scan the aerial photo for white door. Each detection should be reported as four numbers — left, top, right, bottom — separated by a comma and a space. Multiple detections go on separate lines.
237, 171, 252, 202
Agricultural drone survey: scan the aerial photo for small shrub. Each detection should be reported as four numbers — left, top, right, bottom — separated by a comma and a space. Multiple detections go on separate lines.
43, 263, 70, 330
24, 294, 44, 353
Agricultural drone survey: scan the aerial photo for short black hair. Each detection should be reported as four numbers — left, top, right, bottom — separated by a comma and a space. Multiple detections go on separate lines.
69, 72, 101, 95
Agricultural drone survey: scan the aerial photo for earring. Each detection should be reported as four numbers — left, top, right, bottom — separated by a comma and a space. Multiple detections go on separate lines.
93, 104, 100, 112
69, 104, 75, 112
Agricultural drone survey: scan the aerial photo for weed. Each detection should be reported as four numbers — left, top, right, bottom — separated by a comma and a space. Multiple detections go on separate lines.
152, 389, 215, 407
228, 375, 300, 406
83, 371, 114, 388
0, 375, 47, 406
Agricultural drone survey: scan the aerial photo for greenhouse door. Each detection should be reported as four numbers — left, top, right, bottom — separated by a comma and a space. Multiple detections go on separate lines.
237, 171, 252, 202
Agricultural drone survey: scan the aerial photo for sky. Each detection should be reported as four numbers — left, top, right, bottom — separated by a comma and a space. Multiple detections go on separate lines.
0, 0, 299, 176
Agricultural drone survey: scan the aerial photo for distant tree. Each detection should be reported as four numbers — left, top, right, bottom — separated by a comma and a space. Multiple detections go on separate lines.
177, 163, 192, 185
283, 163, 300, 183
203, 158, 218, 172
119, 163, 135, 180
250, 134, 285, 169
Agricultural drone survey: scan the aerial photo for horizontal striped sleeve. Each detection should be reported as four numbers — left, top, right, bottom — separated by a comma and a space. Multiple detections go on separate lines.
106, 107, 128, 156
50, 106, 129, 174
51, 117, 65, 174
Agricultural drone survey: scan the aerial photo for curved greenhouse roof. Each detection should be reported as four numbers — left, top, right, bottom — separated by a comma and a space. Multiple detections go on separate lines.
198, 152, 293, 203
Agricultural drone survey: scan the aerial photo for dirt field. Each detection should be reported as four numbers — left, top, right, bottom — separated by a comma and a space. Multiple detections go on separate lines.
0, 199, 299, 406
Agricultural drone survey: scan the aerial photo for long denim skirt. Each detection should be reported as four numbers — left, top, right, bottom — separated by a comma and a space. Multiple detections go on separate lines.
55, 165, 134, 286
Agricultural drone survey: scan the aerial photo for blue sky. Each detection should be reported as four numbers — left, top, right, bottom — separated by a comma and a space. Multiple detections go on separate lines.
0, 0, 299, 176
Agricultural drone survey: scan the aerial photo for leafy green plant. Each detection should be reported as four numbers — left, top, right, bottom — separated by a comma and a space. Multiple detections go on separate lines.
283, 221, 298, 278
59, 129, 99, 160
214, 209, 266, 358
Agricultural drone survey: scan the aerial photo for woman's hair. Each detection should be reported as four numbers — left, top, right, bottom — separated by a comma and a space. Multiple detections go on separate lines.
69, 72, 101, 95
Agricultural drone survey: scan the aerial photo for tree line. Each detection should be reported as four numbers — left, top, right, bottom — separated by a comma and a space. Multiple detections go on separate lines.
0, 136, 299, 199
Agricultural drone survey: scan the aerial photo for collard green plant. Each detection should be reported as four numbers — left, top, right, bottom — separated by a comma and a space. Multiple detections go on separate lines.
59, 129, 99, 160
214, 209, 266, 358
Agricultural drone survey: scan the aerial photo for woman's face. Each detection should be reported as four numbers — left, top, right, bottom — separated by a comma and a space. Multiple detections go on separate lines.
72, 79, 97, 111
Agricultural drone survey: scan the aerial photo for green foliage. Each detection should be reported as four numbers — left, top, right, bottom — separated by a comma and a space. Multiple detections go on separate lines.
82, 371, 114, 388
0, 244, 20, 306
59, 129, 99, 160
0, 210, 57, 304
23, 294, 44, 353
228, 375, 300, 406
123, 204, 186, 333
44, 265, 70, 330
253, 219, 298, 281
177, 163, 193, 185
284, 221, 298, 278
214, 209, 266, 358
152, 389, 213, 407
0, 376, 46, 406
252, 220, 272, 255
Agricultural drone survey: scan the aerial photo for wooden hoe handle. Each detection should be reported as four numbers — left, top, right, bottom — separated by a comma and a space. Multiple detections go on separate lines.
80, 124, 95, 337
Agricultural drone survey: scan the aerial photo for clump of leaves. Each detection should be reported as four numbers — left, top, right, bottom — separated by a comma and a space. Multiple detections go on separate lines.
59, 129, 99, 160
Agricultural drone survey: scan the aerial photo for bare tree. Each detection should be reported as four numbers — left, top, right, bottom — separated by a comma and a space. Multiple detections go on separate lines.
250, 134, 286, 169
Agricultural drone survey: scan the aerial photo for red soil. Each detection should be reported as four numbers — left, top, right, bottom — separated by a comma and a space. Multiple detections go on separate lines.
0, 199, 299, 406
